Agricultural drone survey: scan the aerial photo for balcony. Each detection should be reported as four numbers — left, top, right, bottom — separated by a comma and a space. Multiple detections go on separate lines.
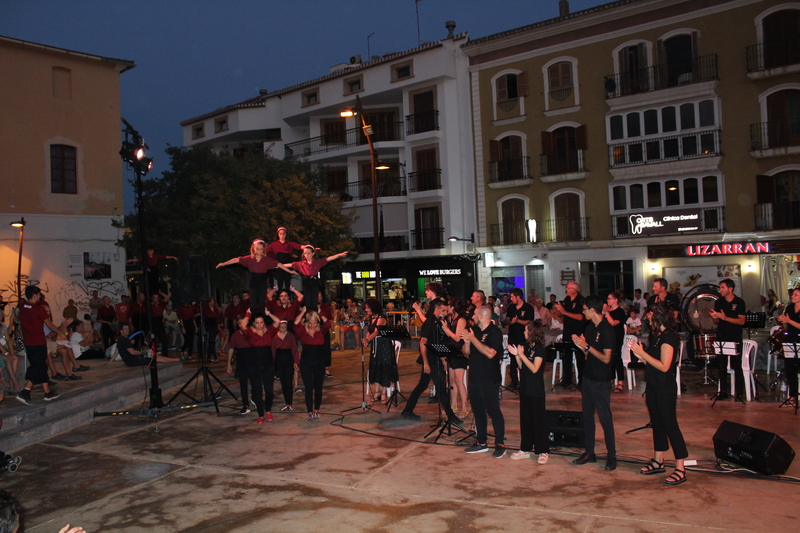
408, 169, 442, 192
540, 149, 586, 176
603, 54, 719, 99
611, 206, 725, 237
750, 120, 800, 151
488, 156, 532, 183
406, 110, 439, 135
755, 201, 800, 231
411, 227, 445, 250
488, 218, 590, 245
746, 39, 800, 73
327, 176, 407, 202
354, 235, 410, 254
285, 122, 404, 159
609, 129, 721, 167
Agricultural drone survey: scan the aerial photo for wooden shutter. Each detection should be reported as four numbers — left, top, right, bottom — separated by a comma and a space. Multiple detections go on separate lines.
575, 125, 587, 150
517, 71, 528, 97
509, 136, 522, 159
541, 131, 555, 155
489, 140, 502, 162
496, 75, 508, 102
756, 175, 776, 205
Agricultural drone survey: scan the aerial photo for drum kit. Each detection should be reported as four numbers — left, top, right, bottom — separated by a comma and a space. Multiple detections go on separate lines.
682, 284, 723, 386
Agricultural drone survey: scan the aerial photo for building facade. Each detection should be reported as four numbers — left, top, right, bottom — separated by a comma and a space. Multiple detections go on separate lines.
182, 24, 479, 303
464, 0, 800, 307
0, 35, 133, 319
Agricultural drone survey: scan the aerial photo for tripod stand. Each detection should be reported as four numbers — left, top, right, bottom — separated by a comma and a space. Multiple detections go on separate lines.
167, 306, 237, 414
423, 343, 471, 443
341, 337, 377, 414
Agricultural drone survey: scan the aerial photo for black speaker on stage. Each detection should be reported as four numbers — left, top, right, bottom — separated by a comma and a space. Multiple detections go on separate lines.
547, 410, 584, 448
712, 420, 795, 475
176, 255, 211, 303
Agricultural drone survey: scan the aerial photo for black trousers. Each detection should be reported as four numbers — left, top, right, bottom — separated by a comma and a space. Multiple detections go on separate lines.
300, 346, 326, 411
181, 321, 196, 357
236, 351, 253, 409
151, 322, 168, 355
403, 353, 456, 420
249, 272, 268, 315
302, 276, 320, 312
519, 394, 548, 454
645, 382, 688, 460
469, 380, 505, 446
275, 348, 295, 406
581, 378, 616, 457
508, 351, 520, 387
786, 358, 799, 398
247, 347, 273, 416
270, 269, 293, 292
204, 320, 218, 358
24, 345, 49, 385
613, 350, 625, 382
101, 323, 115, 350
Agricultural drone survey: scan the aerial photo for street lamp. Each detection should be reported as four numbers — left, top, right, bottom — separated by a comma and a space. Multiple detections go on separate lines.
341, 95, 383, 306
448, 233, 475, 243
9, 217, 25, 303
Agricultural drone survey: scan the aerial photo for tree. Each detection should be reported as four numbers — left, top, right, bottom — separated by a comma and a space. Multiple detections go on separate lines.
122, 146, 355, 294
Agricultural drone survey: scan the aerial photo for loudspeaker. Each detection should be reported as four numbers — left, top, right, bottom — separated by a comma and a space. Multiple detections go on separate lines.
546, 410, 584, 448
177, 255, 211, 303
712, 420, 795, 475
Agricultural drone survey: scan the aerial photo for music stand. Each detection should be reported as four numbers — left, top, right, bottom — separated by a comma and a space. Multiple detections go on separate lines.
341, 333, 377, 414
779, 343, 800, 415
423, 343, 470, 443
710, 340, 739, 407
377, 324, 411, 411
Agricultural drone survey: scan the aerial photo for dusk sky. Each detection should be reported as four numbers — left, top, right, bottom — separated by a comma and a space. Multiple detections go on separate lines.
1, 0, 608, 213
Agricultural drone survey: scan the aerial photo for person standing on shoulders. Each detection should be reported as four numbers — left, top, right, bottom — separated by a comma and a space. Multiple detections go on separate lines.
571, 295, 617, 471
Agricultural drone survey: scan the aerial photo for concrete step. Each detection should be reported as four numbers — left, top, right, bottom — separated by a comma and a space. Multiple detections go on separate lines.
0, 362, 197, 452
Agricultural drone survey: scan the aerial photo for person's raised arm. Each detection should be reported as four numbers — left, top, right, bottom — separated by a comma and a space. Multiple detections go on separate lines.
216, 257, 240, 269
461, 328, 498, 359
294, 307, 307, 326
325, 251, 349, 263
630, 338, 673, 373
292, 286, 304, 303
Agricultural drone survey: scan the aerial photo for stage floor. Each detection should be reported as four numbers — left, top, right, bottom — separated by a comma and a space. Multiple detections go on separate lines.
2, 348, 798, 532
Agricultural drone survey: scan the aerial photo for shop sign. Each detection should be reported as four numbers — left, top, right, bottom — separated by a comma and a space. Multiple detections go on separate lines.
685, 242, 770, 256
627, 208, 703, 236
355, 271, 377, 279
418, 268, 462, 276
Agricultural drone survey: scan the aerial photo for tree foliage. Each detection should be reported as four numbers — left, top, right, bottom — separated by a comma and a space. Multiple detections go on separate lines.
122, 146, 354, 293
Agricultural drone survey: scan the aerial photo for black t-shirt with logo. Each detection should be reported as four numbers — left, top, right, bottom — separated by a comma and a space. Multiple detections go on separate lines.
714, 295, 746, 343
507, 301, 534, 345
583, 320, 615, 382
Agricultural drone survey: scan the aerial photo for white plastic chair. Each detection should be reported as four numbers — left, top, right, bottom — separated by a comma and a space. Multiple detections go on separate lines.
676, 339, 685, 397
721, 340, 758, 401
621, 334, 638, 390
393, 340, 402, 392
501, 334, 511, 387
551, 334, 564, 385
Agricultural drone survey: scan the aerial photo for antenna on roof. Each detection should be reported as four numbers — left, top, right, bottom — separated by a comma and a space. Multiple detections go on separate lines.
367, 32, 375, 59
415, 0, 423, 45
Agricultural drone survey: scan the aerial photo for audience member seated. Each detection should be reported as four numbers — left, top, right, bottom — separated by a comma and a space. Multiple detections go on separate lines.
116, 324, 179, 367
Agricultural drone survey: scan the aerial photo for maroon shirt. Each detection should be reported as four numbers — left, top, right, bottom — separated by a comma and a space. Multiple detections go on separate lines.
20, 300, 49, 346
115, 302, 130, 322
291, 258, 328, 277
272, 331, 300, 364
242, 326, 276, 347
146, 254, 168, 267
177, 304, 196, 321
294, 321, 331, 345
150, 301, 166, 318
228, 330, 250, 350
97, 305, 117, 324
267, 299, 301, 322
238, 255, 279, 274
265, 240, 303, 260
318, 303, 333, 321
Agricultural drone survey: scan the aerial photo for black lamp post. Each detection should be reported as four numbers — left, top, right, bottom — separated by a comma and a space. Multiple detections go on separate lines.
9, 217, 26, 304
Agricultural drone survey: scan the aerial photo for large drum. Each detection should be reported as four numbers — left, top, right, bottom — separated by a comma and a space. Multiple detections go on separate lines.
693, 334, 717, 358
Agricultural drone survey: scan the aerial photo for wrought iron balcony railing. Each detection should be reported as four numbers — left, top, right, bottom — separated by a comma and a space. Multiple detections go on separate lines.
540, 149, 586, 176
405, 110, 439, 135
354, 235, 410, 254
411, 227, 445, 250
755, 201, 800, 231
327, 176, 406, 201
746, 39, 800, 72
750, 119, 800, 151
285, 122, 404, 159
488, 156, 532, 182
488, 218, 589, 244
603, 54, 719, 98
408, 169, 442, 192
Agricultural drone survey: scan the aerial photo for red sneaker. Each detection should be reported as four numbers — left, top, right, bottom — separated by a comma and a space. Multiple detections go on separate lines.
256, 417, 265, 424
266, 412, 274, 422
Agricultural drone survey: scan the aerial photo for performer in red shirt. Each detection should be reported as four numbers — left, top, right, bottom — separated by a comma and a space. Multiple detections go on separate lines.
177, 300, 198, 360
217, 239, 296, 316
266, 287, 304, 322
149, 292, 169, 355
202, 298, 223, 362
294, 307, 332, 419
16, 286, 63, 405
240, 312, 280, 424
265, 227, 303, 291
115, 295, 131, 328
288, 246, 348, 312
96, 296, 117, 350
272, 319, 299, 411
226, 315, 253, 415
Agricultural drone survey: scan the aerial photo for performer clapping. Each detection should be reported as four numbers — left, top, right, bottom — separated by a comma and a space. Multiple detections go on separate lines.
217, 239, 296, 315
294, 307, 332, 419
288, 246, 348, 312
777, 287, 800, 407
629, 302, 688, 485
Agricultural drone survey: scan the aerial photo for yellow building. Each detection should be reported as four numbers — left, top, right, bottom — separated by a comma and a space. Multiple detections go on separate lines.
464, 0, 800, 307
0, 35, 134, 319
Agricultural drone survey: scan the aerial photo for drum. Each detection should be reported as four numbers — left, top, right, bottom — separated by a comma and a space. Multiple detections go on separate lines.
768, 327, 785, 353
693, 334, 717, 358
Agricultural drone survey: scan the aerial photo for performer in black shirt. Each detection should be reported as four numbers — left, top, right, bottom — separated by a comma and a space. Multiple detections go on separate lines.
505, 287, 534, 390
777, 287, 800, 406
554, 282, 585, 387
647, 278, 681, 321
710, 279, 746, 402
571, 296, 617, 471
462, 305, 506, 458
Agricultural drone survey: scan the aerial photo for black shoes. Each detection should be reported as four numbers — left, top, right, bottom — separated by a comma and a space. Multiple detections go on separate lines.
572, 452, 597, 465
605, 457, 617, 471
400, 411, 420, 420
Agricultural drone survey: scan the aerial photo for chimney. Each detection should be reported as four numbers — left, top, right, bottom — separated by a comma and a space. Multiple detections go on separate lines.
445, 20, 456, 38
559, 0, 570, 17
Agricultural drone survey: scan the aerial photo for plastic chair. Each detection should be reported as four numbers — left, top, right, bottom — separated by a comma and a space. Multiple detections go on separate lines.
393, 340, 402, 393
621, 334, 638, 390
676, 339, 685, 397
501, 334, 510, 387
551, 334, 564, 385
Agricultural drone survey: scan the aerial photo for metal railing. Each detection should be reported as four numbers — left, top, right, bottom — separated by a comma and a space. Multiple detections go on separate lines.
327, 176, 407, 201
405, 110, 439, 135
755, 201, 800, 231
411, 227, 445, 250
540, 149, 586, 176
489, 220, 535, 246
408, 169, 442, 192
612, 207, 725, 237
750, 120, 800, 150
355, 234, 410, 254
608, 129, 721, 167
746, 39, 800, 72
488, 156, 532, 182
549, 87, 573, 102
285, 122, 404, 159
603, 54, 718, 98
488, 218, 590, 244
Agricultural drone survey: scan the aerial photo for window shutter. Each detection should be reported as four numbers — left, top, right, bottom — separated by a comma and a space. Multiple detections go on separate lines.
575, 125, 588, 150
517, 71, 528, 97
509, 136, 522, 159
756, 175, 776, 205
656, 39, 666, 64
489, 140, 502, 162
541, 131, 555, 155
496, 75, 508, 102
637, 43, 647, 66
691, 31, 699, 58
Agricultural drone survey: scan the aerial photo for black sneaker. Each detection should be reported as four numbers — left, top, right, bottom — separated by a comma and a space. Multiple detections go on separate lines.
44, 391, 60, 401
238, 407, 251, 415
16, 390, 32, 405
65, 374, 82, 381
52, 373, 66, 381
573, 452, 597, 465
492, 445, 506, 459
400, 412, 420, 420
74, 365, 90, 372
465, 443, 489, 454
427, 395, 438, 404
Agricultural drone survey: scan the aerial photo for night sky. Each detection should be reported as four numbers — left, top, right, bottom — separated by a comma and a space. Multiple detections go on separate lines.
1, 0, 608, 213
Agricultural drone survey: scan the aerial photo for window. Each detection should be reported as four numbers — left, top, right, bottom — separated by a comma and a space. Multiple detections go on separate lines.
627, 113, 641, 137
699, 100, 715, 127
501, 198, 527, 244
365, 111, 399, 141
644, 110, 659, 135
497, 72, 528, 102
326, 168, 348, 195
611, 175, 720, 214
541, 125, 587, 175
215, 117, 228, 133
52, 67, 72, 99
489, 135, 528, 181
684, 178, 699, 204
552, 191, 584, 240
613, 186, 627, 210
662, 107, 677, 132
414, 206, 443, 249
192, 124, 205, 139
765, 89, 800, 148
647, 182, 662, 207
51, 145, 77, 194
302, 88, 319, 107
762, 9, 800, 69
659, 34, 696, 86
547, 62, 572, 100
610, 116, 624, 140
408, 90, 437, 134
630, 184, 644, 209
392, 61, 413, 81
617, 43, 648, 95
321, 119, 346, 145
411, 147, 440, 191
344, 75, 363, 95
